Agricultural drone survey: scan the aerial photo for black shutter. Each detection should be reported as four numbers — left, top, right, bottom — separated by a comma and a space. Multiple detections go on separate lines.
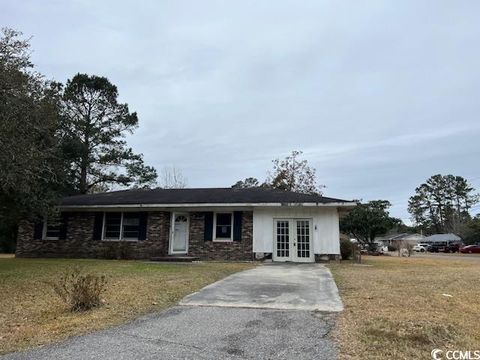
92, 212, 104, 240
33, 222, 44, 240
204, 212, 213, 241
138, 212, 148, 240
233, 211, 243, 241
59, 212, 69, 240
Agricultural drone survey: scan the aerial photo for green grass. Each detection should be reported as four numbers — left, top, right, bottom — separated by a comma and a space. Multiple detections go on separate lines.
0, 257, 254, 355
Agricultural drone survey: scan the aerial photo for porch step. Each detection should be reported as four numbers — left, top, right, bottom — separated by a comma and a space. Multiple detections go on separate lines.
150, 256, 200, 263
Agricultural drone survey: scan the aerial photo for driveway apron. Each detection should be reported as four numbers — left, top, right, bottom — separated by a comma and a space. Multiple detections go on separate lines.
180, 263, 343, 312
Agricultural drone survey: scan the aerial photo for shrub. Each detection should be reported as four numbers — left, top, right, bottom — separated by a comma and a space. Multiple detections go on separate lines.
115, 241, 132, 260
340, 238, 353, 260
101, 242, 132, 260
52, 267, 107, 311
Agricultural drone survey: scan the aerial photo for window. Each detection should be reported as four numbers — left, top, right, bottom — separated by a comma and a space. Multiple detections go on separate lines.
122, 213, 140, 240
103, 212, 140, 241
104, 212, 122, 239
43, 217, 61, 240
214, 212, 233, 241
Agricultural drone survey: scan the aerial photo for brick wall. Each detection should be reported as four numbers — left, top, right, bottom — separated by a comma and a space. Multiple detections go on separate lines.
16, 211, 170, 260
15, 210, 254, 260
188, 211, 253, 261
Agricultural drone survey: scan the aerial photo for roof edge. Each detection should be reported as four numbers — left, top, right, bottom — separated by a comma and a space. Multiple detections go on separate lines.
60, 201, 357, 210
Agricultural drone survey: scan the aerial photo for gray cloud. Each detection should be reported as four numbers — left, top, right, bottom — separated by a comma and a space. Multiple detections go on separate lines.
2, 0, 480, 222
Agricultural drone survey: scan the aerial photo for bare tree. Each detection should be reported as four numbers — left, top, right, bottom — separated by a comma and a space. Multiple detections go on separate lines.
160, 167, 187, 189
397, 240, 414, 257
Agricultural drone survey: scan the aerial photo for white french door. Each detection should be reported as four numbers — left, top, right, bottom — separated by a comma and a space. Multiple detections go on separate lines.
273, 219, 314, 263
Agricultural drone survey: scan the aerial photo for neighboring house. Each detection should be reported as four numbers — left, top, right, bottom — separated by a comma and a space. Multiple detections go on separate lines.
375, 233, 425, 248
16, 188, 355, 263
423, 233, 462, 244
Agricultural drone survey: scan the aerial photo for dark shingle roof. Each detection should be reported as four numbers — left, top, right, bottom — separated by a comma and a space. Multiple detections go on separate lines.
61, 187, 352, 207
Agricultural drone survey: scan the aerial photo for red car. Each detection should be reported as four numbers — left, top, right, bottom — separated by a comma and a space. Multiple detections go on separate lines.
460, 245, 480, 254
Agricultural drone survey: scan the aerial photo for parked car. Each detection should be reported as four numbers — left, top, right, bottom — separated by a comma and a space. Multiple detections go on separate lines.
413, 244, 429, 252
427, 243, 446, 253
460, 244, 480, 254
444, 243, 461, 253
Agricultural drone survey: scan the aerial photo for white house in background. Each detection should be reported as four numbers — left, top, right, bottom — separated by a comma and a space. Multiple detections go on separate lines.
375, 233, 426, 248
423, 233, 462, 244
17, 188, 356, 263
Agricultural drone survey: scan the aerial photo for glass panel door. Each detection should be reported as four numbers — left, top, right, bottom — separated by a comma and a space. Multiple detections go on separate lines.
274, 220, 290, 261
172, 214, 188, 253
273, 219, 313, 262
296, 220, 311, 259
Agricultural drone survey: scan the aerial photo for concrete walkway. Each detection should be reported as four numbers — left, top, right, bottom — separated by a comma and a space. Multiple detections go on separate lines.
2, 264, 343, 360
180, 263, 343, 312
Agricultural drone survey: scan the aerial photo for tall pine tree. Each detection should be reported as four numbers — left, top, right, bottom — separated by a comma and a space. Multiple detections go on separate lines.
60, 74, 157, 193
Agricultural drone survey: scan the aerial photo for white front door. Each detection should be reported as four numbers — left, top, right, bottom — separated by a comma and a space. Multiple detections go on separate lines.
170, 213, 188, 254
273, 219, 314, 263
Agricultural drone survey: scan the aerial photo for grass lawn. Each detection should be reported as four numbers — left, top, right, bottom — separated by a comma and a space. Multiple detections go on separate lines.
0, 256, 254, 355
328, 255, 480, 359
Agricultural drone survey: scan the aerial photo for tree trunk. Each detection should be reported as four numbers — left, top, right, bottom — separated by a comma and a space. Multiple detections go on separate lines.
79, 162, 87, 194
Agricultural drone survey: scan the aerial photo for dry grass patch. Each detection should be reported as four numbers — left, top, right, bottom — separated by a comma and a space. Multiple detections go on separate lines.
0, 258, 253, 355
328, 256, 480, 359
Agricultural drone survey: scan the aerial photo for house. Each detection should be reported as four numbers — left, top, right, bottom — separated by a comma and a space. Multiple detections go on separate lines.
423, 233, 462, 244
16, 187, 355, 262
375, 233, 425, 248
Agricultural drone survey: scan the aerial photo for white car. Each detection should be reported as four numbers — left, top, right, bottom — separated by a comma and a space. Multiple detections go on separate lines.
413, 244, 429, 252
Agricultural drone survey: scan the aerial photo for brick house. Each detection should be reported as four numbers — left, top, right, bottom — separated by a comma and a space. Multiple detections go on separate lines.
16, 188, 355, 262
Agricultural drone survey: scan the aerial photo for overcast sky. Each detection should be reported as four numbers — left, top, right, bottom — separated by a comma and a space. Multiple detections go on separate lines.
2, 0, 480, 222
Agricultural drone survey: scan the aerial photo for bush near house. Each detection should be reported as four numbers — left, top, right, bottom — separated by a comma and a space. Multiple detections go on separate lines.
340, 237, 353, 260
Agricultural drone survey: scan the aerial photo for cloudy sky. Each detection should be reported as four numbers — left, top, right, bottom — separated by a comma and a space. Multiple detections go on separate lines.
2, 0, 480, 222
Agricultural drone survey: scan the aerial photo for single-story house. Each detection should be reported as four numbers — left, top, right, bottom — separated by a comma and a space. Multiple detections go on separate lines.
16, 187, 355, 263
375, 233, 425, 248
422, 233, 462, 244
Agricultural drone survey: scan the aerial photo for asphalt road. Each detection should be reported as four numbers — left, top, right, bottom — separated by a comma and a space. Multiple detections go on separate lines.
2, 306, 337, 360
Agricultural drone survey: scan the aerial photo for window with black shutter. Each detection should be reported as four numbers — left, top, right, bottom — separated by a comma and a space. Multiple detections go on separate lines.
214, 212, 233, 241
103, 212, 122, 240
122, 213, 141, 240
101, 212, 144, 241
43, 214, 61, 240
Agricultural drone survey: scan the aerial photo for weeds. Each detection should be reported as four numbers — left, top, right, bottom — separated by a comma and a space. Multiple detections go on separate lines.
51, 266, 107, 311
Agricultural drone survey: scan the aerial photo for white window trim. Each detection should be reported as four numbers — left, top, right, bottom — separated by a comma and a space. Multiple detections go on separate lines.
42, 218, 59, 241
213, 212, 233, 242
101, 212, 140, 242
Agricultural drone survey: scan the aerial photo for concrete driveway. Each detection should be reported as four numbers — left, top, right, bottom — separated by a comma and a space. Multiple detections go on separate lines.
2, 264, 342, 360
180, 263, 343, 312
